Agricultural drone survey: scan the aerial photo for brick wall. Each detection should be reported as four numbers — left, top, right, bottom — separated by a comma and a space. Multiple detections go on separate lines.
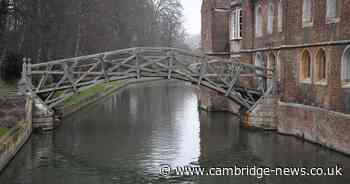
279, 102, 350, 155
238, 0, 350, 114
201, 0, 230, 54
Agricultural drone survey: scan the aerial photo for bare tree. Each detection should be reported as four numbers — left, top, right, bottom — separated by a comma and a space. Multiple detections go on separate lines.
0, 0, 188, 65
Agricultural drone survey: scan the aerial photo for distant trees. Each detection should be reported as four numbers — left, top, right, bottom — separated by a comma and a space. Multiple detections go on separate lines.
0, 0, 187, 66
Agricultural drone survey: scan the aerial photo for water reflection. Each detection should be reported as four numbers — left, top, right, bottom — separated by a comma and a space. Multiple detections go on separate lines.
0, 81, 349, 184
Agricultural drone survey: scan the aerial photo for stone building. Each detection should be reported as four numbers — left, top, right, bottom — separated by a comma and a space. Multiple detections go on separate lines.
201, 0, 350, 155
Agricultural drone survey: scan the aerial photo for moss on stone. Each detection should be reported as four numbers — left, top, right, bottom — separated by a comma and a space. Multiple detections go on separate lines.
0, 127, 8, 138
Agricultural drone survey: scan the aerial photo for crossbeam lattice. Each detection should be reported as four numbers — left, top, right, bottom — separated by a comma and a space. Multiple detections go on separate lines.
20, 47, 272, 110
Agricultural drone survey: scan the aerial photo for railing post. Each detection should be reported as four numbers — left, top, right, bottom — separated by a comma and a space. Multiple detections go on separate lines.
63, 63, 78, 94
167, 50, 174, 80
21, 62, 27, 80
100, 54, 110, 83
135, 48, 141, 79
27, 60, 32, 83
271, 64, 278, 96
18, 62, 28, 94
198, 59, 207, 86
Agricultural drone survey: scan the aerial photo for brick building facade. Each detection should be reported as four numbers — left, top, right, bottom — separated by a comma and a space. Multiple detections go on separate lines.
202, 0, 350, 154
202, 0, 350, 114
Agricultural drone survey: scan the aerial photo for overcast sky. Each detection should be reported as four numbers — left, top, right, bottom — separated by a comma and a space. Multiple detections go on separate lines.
180, 0, 202, 35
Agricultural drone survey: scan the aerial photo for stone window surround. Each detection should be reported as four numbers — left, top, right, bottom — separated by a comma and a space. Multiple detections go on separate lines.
302, 0, 313, 28
255, 4, 263, 37
341, 45, 350, 88
255, 52, 265, 75
276, 51, 282, 81
299, 49, 312, 84
326, 0, 340, 24
314, 48, 328, 86
267, 3, 275, 34
298, 48, 329, 86
231, 7, 243, 40
277, 0, 283, 32
267, 52, 276, 77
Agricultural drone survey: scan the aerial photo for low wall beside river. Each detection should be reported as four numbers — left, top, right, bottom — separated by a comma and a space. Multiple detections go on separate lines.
0, 97, 32, 171
195, 85, 240, 115
0, 96, 26, 128
278, 102, 350, 155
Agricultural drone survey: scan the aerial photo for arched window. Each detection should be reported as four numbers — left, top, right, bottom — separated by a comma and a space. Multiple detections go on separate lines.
267, 4, 274, 34
255, 5, 263, 37
255, 52, 265, 74
303, 0, 313, 26
315, 49, 327, 82
342, 46, 350, 86
277, 0, 283, 32
300, 49, 311, 81
326, 0, 338, 22
277, 51, 281, 81
268, 53, 276, 76
255, 52, 266, 90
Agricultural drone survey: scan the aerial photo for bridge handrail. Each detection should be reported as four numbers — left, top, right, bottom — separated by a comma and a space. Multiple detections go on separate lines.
22, 47, 275, 110
29, 47, 273, 74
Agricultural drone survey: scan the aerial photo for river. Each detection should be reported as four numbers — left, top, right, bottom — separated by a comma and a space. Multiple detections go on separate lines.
0, 81, 349, 184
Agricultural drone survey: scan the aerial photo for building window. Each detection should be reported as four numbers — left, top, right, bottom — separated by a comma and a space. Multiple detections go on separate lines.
231, 7, 243, 39
267, 53, 276, 77
255, 52, 265, 74
300, 49, 311, 82
8, 0, 14, 9
302, 0, 313, 27
326, 0, 339, 23
276, 51, 281, 81
267, 3, 274, 34
255, 5, 263, 37
277, 0, 283, 32
315, 49, 327, 83
255, 52, 266, 90
342, 46, 350, 87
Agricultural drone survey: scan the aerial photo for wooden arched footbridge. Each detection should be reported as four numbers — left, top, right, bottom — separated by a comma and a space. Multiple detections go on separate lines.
19, 47, 273, 111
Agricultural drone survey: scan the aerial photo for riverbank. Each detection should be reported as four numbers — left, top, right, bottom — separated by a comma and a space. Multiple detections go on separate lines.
56, 78, 163, 117
2, 80, 349, 184
0, 97, 32, 172
244, 95, 350, 156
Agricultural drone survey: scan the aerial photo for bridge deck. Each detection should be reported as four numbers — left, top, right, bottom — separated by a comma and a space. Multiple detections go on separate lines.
19, 47, 273, 110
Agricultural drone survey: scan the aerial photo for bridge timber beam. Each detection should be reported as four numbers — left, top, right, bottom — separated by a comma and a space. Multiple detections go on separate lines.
20, 47, 273, 110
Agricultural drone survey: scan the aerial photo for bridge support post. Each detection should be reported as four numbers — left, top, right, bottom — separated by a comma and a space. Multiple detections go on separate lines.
197, 61, 206, 86
135, 48, 141, 79
167, 51, 174, 80
63, 63, 78, 94
100, 55, 110, 83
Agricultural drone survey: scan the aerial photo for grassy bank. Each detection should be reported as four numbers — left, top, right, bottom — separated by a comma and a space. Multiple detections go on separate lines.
61, 80, 127, 107
58, 78, 162, 117
0, 127, 8, 138
0, 80, 17, 96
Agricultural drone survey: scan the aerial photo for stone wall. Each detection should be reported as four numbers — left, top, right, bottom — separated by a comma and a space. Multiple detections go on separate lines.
0, 97, 32, 172
238, 0, 350, 114
196, 85, 240, 114
201, 0, 230, 54
244, 95, 279, 130
278, 101, 350, 155
32, 98, 55, 131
